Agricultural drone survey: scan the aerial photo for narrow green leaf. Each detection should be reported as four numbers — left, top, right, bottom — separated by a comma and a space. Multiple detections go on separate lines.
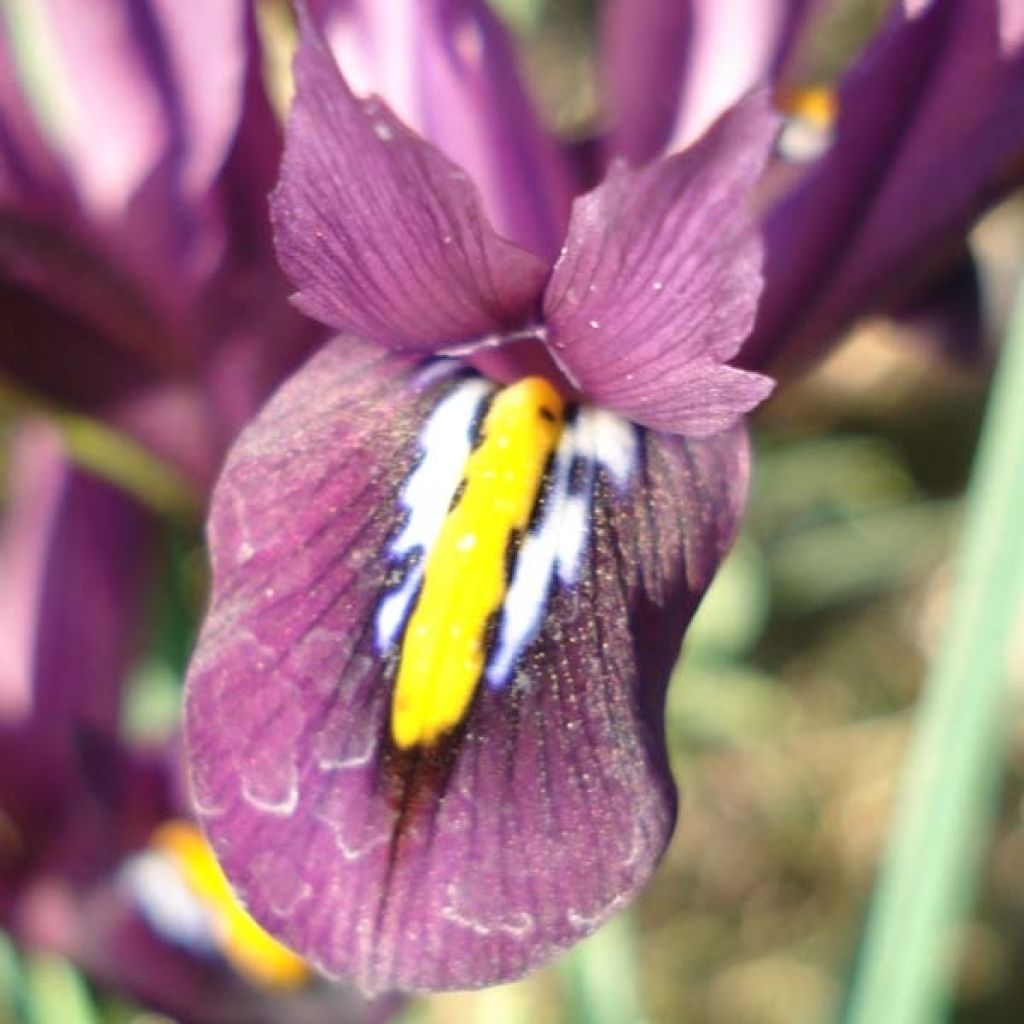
558, 913, 648, 1024
0, 932, 26, 1024
0, 380, 199, 524
23, 954, 99, 1024
488, 0, 546, 33
845, 280, 1024, 1023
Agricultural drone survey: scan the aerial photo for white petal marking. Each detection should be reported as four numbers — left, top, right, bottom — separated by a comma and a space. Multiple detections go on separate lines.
374, 377, 493, 652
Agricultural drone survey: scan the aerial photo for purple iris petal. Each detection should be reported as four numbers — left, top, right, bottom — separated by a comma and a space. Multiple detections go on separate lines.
601, 0, 813, 163
543, 92, 776, 436
0, 33, 72, 205
308, 0, 574, 259
0, 422, 154, 737
0, 422, 157, 914
270, 5, 548, 353
27, 0, 246, 215
185, 338, 750, 991
0, 2, 320, 485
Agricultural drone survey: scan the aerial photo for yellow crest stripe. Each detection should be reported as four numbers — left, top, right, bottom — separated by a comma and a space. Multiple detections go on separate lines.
153, 821, 309, 988
390, 377, 565, 749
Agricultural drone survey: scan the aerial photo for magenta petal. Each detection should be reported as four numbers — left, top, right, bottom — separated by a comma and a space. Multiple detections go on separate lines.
544, 93, 776, 437
0, 421, 157, 893
185, 338, 749, 991
271, 7, 548, 351
145, 0, 248, 198
0, 421, 154, 733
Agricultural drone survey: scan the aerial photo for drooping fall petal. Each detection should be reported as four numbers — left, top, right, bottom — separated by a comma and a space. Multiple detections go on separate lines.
185, 337, 749, 991
270, 6, 548, 353
543, 92, 776, 437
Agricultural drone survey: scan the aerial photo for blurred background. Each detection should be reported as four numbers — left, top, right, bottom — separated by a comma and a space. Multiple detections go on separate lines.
2, 0, 1023, 1021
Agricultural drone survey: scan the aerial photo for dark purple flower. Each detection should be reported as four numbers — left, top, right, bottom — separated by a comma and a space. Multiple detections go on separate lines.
747, 0, 1024, 371
184, 3, 775, 993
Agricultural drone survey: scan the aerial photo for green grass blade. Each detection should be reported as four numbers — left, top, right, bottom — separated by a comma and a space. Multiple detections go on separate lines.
23, 954, 99, 1024
845, 281, 1024, 1024
558, 913, 648, 1024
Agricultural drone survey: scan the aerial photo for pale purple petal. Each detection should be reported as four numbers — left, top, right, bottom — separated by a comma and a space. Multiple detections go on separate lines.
0, 32, 71, 207
746, 0, 1024, 370
185, 338, 749, 990
146, 0, 248, 198
544, 93, 776, 437
25, 0, 246, 215
0, 13, 307, 485
0, 422, 157, 899
271, 6, 548, 352
601, 0, 815, 162
310, 0, 574, 259
599, 0, 692, 165
0, 421, 155, 735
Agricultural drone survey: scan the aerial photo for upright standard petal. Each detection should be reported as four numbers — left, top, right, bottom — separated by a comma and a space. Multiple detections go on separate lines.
544, 93, 776, 437
271, 7, 548, 353
310, 0, 574, 260
185, 338, 749, 991
14, 0, 246, 215
600, 0, 814, 163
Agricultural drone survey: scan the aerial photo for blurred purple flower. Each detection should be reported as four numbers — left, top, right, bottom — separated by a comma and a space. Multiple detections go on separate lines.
0, 422, 159, 898
0, 0, 319, 486
0, 425, 398, 1021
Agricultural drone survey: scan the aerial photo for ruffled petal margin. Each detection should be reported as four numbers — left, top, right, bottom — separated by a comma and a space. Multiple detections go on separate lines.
270, 5, 548, 353
185, 338, 750, 992
543, 92, 776, 438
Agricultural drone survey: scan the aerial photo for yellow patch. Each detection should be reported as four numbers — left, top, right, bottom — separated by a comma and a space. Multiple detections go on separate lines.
777, 83, 837, 131
153, 821, 309, 989
390, 377, 565, 749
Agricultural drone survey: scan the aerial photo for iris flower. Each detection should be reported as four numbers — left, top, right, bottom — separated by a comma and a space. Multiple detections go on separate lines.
181, 0, 1022, 997
184, 1, 777, 993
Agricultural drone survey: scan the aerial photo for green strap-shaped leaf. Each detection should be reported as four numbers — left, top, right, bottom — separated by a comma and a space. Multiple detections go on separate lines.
846, 280, 1024, 1023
